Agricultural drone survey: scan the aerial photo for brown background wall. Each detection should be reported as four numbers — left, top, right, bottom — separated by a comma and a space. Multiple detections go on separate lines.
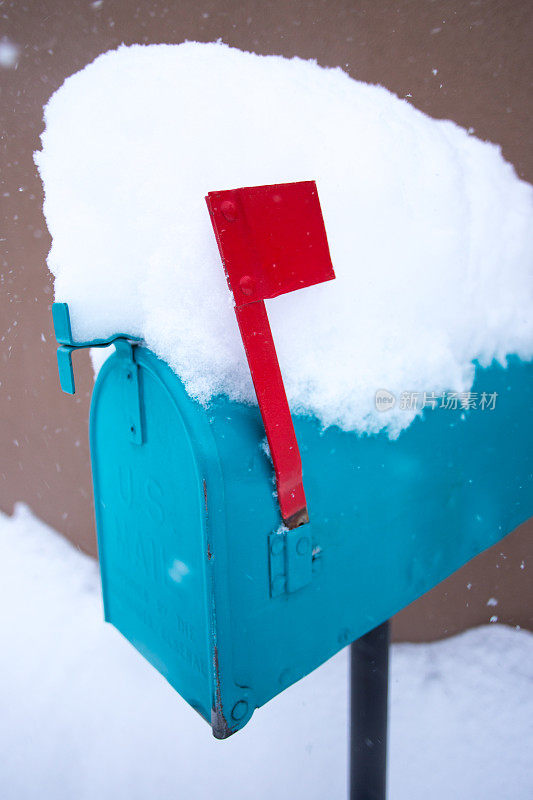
1, 0, 531, 641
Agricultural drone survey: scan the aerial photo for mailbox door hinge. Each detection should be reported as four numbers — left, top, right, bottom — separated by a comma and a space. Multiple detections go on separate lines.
269, 527, 319, 597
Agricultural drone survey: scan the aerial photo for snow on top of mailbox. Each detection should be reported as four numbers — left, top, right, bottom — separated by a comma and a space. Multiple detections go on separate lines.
35, 41, 533, 436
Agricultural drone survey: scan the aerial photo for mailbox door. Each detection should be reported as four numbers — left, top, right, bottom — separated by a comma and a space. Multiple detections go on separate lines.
89, 344, 213, 722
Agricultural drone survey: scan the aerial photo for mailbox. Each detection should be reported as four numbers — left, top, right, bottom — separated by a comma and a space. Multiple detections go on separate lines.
51, 180, 533, 739
52, 301, 533, 737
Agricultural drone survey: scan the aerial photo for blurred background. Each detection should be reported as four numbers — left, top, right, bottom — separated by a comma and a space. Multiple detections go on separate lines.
1, 0, 532, 641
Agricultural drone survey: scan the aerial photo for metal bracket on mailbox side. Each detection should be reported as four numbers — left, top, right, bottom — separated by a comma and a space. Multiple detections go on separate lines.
114, 339, 144, 445
52, 302, 144, 445
269, 527, 314, 597
52, 302, 142, 395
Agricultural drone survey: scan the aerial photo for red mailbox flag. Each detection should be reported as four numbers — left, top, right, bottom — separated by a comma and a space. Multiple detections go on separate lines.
206, 181, 335, 529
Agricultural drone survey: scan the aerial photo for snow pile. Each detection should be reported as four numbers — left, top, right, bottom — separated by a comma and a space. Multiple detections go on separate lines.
1, 505, 532, 799
35, 42, 533, 435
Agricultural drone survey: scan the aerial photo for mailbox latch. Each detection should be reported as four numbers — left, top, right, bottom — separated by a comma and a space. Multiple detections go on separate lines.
52, 302, 144, 445
52, 302, 142, 395
269, 527, 319, 597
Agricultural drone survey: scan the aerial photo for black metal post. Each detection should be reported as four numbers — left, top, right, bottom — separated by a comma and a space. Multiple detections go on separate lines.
349, 620, 390, 800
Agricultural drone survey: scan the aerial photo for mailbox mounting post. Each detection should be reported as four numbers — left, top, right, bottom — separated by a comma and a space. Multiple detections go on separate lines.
206, 181, 335, 529
350, 621, 390, 800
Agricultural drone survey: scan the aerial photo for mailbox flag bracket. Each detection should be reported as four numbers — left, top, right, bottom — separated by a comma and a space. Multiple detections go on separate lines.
268, 526, 316, 597
206, 181, 335, 530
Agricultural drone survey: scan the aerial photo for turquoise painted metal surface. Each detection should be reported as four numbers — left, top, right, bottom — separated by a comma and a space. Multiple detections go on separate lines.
53, 304, 533, 737
52, 302, 141, 394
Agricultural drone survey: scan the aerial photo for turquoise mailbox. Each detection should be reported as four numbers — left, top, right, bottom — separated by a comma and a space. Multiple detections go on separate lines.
52, 301, 533, 738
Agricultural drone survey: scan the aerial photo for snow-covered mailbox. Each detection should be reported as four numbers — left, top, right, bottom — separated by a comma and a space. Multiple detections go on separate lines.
40, 43, 533, 739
